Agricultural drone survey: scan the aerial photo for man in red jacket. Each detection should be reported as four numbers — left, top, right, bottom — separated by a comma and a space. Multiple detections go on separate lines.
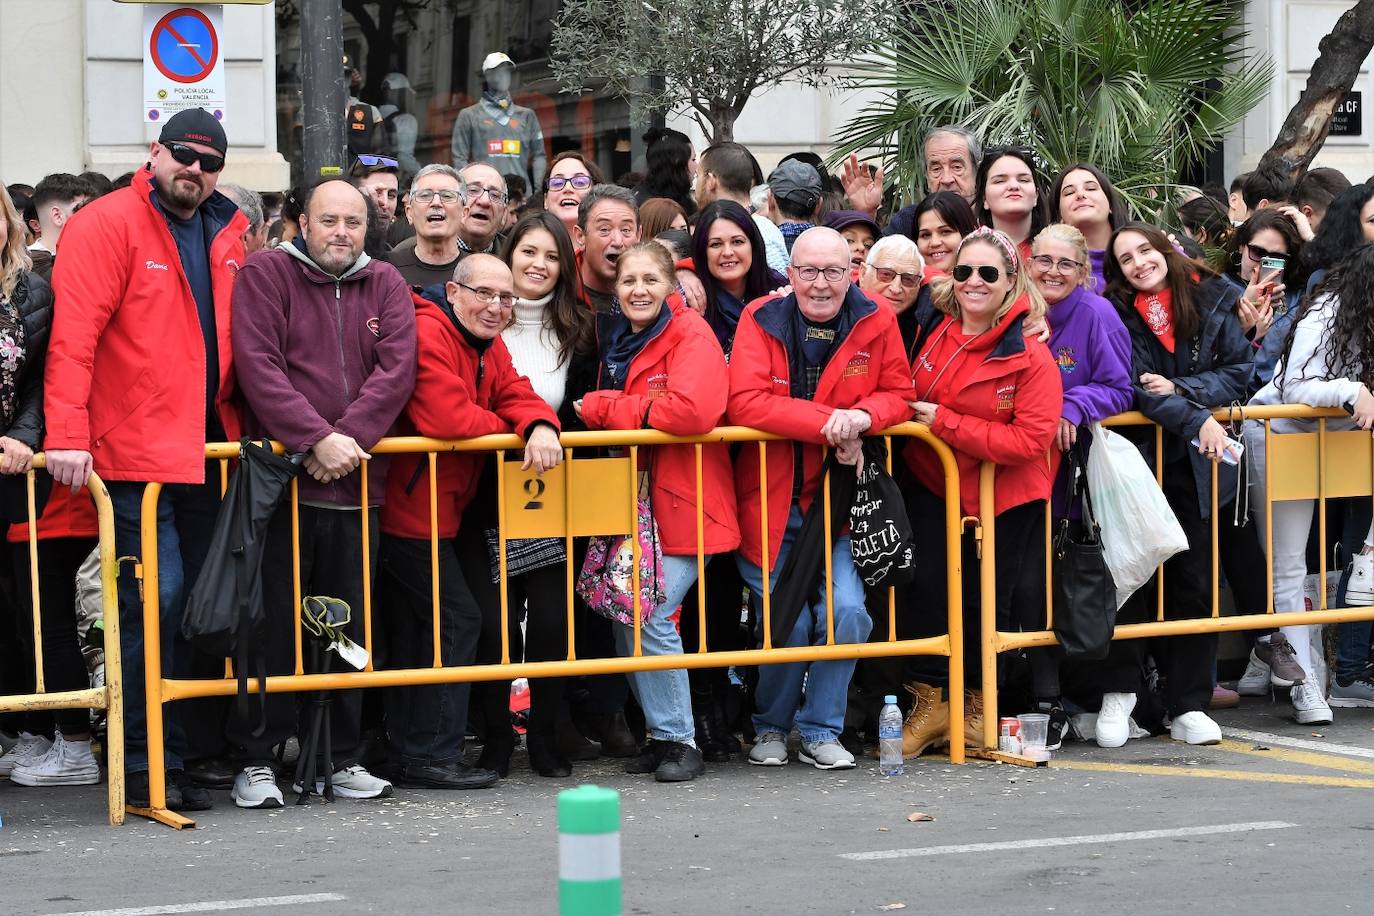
228, 179, 417, 809
728, 227, 914, 771
45, 108, 246, 812
379, 254, 560, 789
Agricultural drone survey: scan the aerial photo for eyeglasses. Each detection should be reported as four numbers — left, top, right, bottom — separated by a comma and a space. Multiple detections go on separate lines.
1029, 254, 1084, 274
791, 265, 847, 282
547, 174, 593, 191
952, 264, 1003, 283
869, 266, 921, 289
1245, 244, 1285, 265
457, 282, 515, 308
465, 184, 510, 205
164, 141, 225, 174
410, 188, 464, 205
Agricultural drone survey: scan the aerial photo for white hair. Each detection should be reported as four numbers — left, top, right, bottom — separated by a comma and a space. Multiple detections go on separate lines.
867, 234, 924, 274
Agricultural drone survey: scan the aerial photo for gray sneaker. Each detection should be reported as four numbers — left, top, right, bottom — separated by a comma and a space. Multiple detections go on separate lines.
748, 731, 789, 766
1329, 673, 1374, 708
799, 739, 856, 770
1263, 635, 1307, 688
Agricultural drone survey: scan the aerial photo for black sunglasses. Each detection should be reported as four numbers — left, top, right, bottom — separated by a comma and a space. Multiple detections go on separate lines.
164, 141, 225, 174
1245, 243, 1285, 265
952, 264, 1002, 283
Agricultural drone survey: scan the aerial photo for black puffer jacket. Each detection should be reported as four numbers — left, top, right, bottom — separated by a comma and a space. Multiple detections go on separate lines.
3, 270, 53, 450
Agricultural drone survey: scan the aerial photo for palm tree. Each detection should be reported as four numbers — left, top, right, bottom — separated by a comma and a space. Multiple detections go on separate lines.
831, 0, 1271, 214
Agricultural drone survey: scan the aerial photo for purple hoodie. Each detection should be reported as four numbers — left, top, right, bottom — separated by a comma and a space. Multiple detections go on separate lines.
1045, 284, 1134, 515
231, 242, 418, 507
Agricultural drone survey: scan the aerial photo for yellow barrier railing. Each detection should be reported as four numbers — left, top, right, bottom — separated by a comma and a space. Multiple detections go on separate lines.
0, 459, 124, 825
133, 423, 967, 829
977, 403, 1374, 751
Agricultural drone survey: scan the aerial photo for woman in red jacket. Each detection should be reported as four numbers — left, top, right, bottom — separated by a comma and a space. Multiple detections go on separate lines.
574, 242, 738, 783
899, 227, 1062, 756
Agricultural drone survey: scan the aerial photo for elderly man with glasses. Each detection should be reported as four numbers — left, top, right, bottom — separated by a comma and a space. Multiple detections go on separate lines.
457, 163, 510, 256
385, 164, 469, 290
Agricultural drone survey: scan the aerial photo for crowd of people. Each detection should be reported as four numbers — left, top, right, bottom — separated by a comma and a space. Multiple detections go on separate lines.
3, 104, 1374, 814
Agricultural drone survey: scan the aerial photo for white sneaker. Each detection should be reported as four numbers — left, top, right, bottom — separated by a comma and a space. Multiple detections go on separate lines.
1291, 681, 1334, 725
1237, 649, 1272, 696
1348, 552, 1374, 606
232, 765, 284, 809
1096, 693, 1136, 748
1169, 710, 1222, 745
9, 735, 98, 786
293, 764, 393, 800
0, 733, 52, 776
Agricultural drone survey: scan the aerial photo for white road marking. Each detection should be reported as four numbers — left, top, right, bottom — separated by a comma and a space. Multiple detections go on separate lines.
48, 894, 347, 916
839, 820, 1295, 861
1222, 726, 1374, 760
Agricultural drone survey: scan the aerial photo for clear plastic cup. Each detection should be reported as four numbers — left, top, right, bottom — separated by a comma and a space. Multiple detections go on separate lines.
1017, 713, 1051, 761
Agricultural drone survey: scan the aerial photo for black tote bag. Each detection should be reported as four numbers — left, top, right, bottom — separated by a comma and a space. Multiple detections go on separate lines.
849, 439, 916, 588
1052, 438, 1117, 660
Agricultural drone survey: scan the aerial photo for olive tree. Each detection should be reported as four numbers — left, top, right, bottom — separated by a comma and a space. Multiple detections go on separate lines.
550, 0, 896, 143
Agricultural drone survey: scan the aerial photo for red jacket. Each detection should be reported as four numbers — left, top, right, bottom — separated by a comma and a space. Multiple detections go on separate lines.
45, 169, 246, 483
7, 486, 99, 544
581, 308, 739, 556
727, 288, 915, 568
904, 296, 1062, 516
382, 293, 557, 540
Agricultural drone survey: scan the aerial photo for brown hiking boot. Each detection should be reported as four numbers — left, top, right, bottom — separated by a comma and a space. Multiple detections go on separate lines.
901, 681, 950, 758
964, 688, 987, 749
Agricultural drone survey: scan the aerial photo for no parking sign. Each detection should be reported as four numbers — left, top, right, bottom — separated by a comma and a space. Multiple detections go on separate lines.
143, 4, 227, 122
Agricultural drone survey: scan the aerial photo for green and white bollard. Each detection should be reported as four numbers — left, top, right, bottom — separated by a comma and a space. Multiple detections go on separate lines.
558, 784, 621, 915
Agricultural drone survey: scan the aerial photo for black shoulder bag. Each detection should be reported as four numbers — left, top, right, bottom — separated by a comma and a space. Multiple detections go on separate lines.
1052, 436, 1117, 660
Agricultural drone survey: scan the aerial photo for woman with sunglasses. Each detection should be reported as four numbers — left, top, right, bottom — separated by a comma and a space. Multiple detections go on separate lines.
1049, 164, 1130, 291
898, 228, 1061, 757
544, 152, 604, 240
1096, 222, 1253, 748
573, 242, 738, 782
974, 148, 1050, 262
1023, 223, 1133, 745
1224, 209, 1307, 391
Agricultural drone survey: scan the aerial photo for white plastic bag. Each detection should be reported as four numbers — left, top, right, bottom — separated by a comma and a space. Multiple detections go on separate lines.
1086, 424, 1190, 608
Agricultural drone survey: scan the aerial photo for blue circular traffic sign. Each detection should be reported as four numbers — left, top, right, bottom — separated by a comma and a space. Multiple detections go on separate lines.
149, 8, 219, 85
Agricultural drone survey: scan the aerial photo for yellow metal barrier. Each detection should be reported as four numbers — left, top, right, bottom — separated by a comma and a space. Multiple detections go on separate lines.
0, 459, 124, 825
133, 423, 967, 829
978, 404, 1374, 752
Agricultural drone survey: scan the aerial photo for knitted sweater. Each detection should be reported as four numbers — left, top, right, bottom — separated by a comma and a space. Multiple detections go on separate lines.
501, 293, 569, 411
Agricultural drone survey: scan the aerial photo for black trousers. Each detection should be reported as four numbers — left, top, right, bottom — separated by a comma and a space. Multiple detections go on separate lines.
225, 504, 378, 767
678, 554, 748, 686
12, 537, 98, 736
376, 534, 483, 767
454, 524, 572, 753
1084, 459, 1217, 717
901, 482, 1046, 692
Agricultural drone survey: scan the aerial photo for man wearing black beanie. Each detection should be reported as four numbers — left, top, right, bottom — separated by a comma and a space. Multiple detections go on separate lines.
43, 108, 246, 815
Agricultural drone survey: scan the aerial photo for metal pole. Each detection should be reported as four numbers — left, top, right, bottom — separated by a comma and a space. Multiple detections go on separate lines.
300, 0, 346, 181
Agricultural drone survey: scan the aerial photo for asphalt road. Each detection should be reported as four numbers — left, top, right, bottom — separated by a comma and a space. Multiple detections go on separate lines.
5, 692, 1374, 916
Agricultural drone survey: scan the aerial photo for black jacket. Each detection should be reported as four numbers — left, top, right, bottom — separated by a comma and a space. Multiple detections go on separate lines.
3, 270, 53, 450
1112, 276, 1252, 517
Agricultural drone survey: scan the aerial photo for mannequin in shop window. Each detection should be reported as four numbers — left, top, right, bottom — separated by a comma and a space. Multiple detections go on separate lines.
450, 52, 547, 190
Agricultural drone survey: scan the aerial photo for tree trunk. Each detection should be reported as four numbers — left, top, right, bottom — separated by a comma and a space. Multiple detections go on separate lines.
1259, 0, 1374, 177
708, 100, 739, 144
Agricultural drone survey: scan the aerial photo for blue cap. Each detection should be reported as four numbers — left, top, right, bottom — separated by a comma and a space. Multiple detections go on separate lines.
884, 695, 897, 705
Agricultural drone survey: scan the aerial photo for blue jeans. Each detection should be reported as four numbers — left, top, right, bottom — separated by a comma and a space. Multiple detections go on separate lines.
736, 505, 873, 744
611, 554, 700, 743
107, 475, 219, 774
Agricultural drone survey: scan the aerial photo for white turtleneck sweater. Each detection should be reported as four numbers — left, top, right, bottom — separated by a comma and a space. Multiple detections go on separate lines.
501, 293, 570, 412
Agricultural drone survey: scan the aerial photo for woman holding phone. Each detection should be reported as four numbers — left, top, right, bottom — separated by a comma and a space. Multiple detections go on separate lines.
1225, 210, 1306, 391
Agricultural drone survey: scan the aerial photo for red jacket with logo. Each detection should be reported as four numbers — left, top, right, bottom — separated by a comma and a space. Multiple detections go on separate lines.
904, 296, 1063, 516
727, 288, 915, 568
580, 308, 740, 556
382, 292, 558, 540
45, 169, 246, 483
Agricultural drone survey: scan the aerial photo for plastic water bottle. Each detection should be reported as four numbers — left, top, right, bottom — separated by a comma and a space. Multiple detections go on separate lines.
878, 694, 904, 777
